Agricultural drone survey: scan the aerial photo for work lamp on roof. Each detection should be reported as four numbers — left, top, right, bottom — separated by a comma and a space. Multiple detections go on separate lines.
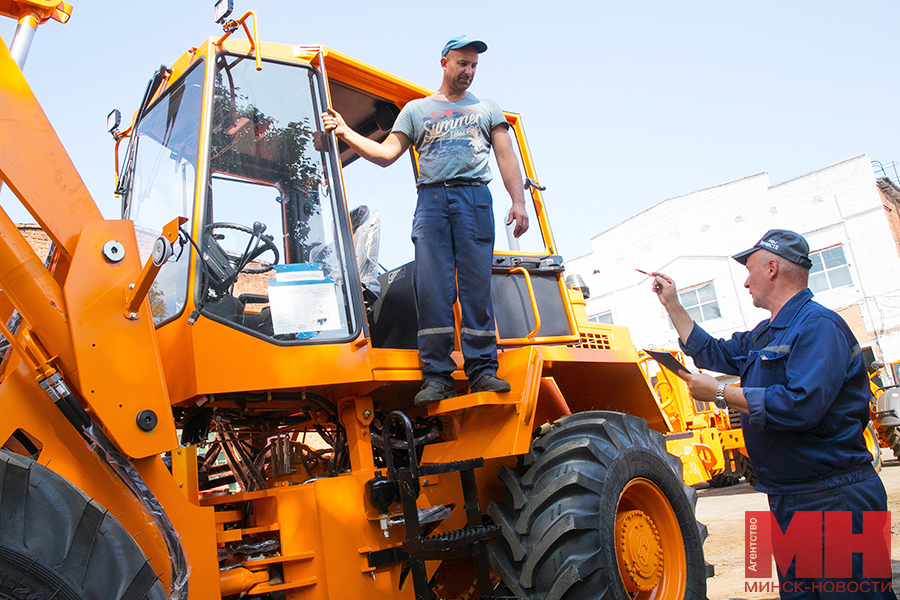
214, 0, 233, 24
106, 109, 121, 135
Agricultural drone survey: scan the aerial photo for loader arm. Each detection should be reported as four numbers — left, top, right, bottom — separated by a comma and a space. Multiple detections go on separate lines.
0, 35, 101, 261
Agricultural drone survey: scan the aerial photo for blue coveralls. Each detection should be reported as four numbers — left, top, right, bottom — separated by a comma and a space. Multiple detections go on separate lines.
682, 288, 895, 599
412, 183, 498, 387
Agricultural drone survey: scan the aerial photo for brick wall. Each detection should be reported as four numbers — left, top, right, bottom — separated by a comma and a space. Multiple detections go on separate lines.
16, 224, 51, 258
836, 304, 870, 344
877, 179, 900, 262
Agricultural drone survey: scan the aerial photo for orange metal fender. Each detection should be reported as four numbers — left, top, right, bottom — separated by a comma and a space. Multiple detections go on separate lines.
0, 363, 221, 599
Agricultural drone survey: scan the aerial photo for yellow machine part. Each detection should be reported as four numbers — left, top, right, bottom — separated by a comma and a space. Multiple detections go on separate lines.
664, 428, 726, 487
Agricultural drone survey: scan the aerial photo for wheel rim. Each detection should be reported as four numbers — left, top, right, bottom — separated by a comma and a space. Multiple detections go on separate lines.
615, 477, 686, 599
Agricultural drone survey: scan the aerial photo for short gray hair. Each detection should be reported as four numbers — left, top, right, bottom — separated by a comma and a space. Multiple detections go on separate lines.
774, 254, 809, 286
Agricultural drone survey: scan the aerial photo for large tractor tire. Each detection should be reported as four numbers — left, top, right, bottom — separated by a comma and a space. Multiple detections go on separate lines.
882, 424, 900, 461
708, 472, 741, 488
0, 449, 167, 600
488, 411, 707, 600
735, 451, 758, 488
709, 450, 750, 487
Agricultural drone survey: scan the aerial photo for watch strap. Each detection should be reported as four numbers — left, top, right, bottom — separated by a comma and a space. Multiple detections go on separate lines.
715, 383, 727, 409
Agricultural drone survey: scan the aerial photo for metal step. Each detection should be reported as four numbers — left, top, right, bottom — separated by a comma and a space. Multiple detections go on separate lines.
421, 524, 500, 556
419, 457, 484, 476
367, 524, 500, 568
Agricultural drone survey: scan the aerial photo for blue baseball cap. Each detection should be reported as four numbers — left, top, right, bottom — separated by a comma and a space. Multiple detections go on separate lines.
442, 35, 488, 57
732, 229, 813, 270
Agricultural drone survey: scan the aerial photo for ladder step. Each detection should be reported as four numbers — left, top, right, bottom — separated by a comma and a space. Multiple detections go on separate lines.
418, 457, 484, 476
421, 524, 500, 554
366, 525, 500, 568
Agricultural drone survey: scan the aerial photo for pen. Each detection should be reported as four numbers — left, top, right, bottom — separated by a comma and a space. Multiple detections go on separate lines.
636, 268, 673, 283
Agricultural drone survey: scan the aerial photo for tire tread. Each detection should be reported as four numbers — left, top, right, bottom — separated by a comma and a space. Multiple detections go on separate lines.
0, 449, 167, 600
487, 411, 706, 600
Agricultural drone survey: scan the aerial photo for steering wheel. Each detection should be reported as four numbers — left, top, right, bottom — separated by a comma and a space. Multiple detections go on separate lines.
204, 221, 280, 275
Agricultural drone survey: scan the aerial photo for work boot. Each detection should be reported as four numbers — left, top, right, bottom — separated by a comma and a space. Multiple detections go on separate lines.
470, 374, 511, 394
414, 381, 457, 406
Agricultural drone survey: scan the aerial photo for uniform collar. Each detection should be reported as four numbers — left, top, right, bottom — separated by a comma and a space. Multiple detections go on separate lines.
769, 288, 813, 329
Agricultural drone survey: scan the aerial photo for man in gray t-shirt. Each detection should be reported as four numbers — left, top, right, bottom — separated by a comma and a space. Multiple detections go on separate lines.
322, 36, 529, 405
392, 94, 507, 186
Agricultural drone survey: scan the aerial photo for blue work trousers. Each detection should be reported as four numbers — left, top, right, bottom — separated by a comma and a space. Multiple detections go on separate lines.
768, 473, 896, 600
411, 184, 498, 387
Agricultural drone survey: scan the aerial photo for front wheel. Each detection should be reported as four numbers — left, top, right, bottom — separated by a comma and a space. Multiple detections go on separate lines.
488, 411, 707, 600
0, 449, 167, 600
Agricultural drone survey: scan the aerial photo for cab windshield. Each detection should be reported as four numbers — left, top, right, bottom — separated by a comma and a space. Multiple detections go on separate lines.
124, 61, 204, 325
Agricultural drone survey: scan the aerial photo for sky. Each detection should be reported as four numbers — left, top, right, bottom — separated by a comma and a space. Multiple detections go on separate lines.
3, 1, 899, 267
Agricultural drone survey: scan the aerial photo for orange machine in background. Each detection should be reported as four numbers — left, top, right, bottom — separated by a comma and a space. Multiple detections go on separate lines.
0, 4, 709, 599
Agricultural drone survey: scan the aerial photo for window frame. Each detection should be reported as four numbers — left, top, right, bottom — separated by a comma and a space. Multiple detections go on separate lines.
673, 281, 721, 326
808, 244, 853, 293
588, 311, 614, 325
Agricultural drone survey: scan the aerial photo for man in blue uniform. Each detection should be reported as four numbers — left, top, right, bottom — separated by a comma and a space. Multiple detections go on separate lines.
652, 229, 894, 599
322, 37, 529, 405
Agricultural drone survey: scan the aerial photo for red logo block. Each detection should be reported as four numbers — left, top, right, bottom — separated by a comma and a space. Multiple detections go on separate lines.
745, 511, 891, 579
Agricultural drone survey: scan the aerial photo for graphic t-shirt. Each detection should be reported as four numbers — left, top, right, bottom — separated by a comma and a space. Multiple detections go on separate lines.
392, 93, 506, 186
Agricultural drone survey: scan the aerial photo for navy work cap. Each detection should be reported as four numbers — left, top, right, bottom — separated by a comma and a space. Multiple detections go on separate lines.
442, 35, 488, 57
732, 229, 813, 270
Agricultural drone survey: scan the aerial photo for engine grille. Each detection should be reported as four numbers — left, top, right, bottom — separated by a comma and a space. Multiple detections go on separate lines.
571, 331, 612, 350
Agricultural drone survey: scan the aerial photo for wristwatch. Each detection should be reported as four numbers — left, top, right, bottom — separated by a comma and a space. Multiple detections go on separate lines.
715, 384, 727, 409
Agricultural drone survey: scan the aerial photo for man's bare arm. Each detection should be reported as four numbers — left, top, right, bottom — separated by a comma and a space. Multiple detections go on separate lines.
322, 108, 410, 167
491, 125, 528, 238
652, 273, 694, 345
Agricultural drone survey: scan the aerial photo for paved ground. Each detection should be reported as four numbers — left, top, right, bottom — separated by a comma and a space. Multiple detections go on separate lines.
696, 457, 900, 600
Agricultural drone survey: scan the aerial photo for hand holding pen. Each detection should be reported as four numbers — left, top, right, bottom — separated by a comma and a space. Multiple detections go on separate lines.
637, 269, 676, 303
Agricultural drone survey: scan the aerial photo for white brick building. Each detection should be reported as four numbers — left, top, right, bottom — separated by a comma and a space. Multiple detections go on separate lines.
565, 154, 900, 374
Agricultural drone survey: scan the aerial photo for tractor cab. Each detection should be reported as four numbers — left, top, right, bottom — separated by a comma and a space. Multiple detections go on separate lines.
121, 46, 362, 343
114, 19, 583, 403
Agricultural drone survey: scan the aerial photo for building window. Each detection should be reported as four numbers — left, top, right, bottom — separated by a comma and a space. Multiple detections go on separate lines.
809, 246, 852, 293
588, 311, 614, 324
678, 282, 721, 324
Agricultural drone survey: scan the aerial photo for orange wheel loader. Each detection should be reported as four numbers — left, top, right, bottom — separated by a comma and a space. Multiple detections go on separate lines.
0, 4, 708, 599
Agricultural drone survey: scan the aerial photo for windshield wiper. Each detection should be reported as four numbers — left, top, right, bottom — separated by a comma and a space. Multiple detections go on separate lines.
117, 65, 171, 214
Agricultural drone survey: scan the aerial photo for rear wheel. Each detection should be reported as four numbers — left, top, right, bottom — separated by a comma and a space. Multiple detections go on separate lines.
488, 411, 707, 600
736, 451, 757, 487
0, 449, 167, 600
883, 425, 900, 461
708, 472, 741, 488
